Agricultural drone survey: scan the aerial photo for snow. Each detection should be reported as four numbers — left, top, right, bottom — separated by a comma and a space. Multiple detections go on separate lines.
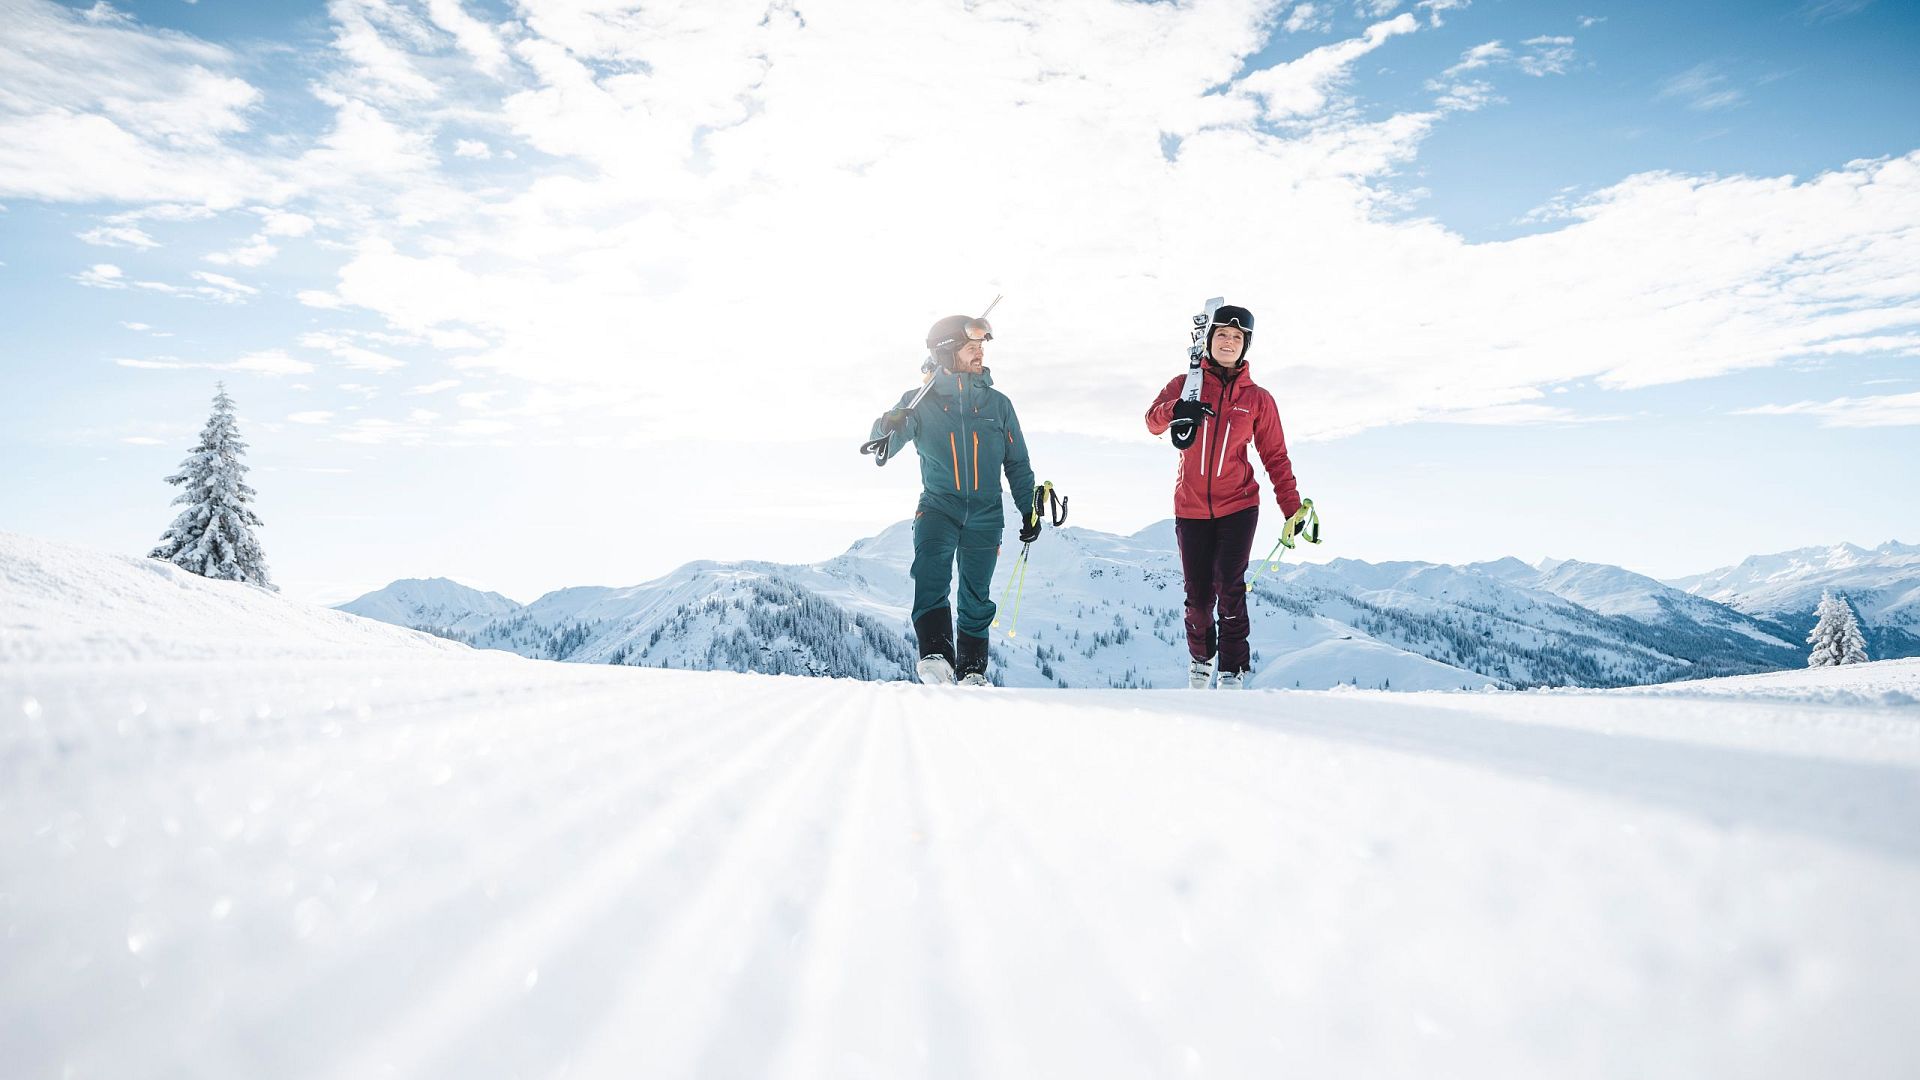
6, 531, 1920, 1078
0, 531, 465, 663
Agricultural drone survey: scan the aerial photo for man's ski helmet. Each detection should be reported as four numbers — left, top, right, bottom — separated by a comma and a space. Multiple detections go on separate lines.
926, 313, 994, 367
1207, 304, 1254, 361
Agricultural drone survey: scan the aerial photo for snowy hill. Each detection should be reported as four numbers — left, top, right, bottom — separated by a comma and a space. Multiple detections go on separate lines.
0, 531, 467, 663
336, 576, 521, 635
351, 522, 1850, 690
5, 537, 1918, 1079
1668, 541, 1920, 657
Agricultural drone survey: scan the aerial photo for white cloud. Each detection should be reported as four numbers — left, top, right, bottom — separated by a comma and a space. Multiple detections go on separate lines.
120, 435, 165, 445
301, 330, 406, 373
1241, 14, 1420, 121
19, 0, 1920, 460
116, 348, 312, 376
288, 410, 336, 424
1737, 391, 1920, 428
1416, 0, 1470, 27
337, 417, 428, 445
74, 263, 126, 288
0, 1, 269, 203
79, 224, 158, 248
1518, 36, 1577, 77
76, 261, 258, 303
298, 289, 346, 309
1577, 15, 1606, 28
190, 270, 257, 297
259, 210, 315, 237
205, 236, 278, 267
120, 321, 151, 330
1283, 4, 1331, 34
452, 138, 492, 159
423, 0, 510, 77
1443, 41, 1508, 77
409, 379, 462, 394
1660, 64, 1746, 111
1802, 1, 1874, 23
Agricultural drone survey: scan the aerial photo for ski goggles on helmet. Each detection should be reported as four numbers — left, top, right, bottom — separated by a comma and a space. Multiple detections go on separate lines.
932, 319, 992, 351
1210, 306, 1253, 332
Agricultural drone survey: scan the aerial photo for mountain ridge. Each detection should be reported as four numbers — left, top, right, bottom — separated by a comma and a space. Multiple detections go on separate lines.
335, 523, 1915, 689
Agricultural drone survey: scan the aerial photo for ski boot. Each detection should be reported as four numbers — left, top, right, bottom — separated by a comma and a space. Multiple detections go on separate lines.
1188, 656, 1215, 689
914, 608, 956, 686
1216, 670, 1246, 690
956, 633, 991, 687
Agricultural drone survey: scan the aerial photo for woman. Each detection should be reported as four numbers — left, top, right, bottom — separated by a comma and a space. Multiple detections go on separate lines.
870, 313, 1040, 686
1144, 304, 1302, 689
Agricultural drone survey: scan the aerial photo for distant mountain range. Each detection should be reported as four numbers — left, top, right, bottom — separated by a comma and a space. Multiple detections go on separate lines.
334, 523, 1919, 690
335, 577, 521, 635
1664, 541, 1920, 659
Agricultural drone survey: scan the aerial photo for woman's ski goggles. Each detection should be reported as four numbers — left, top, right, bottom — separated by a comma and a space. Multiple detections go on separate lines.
1210, 306, 1253, 332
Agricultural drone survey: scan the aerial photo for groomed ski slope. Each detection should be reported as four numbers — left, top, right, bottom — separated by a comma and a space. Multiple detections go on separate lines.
4, 533, 1920, 1079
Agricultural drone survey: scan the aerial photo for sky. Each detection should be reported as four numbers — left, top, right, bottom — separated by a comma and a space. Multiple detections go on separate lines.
1, 0, 1917, 605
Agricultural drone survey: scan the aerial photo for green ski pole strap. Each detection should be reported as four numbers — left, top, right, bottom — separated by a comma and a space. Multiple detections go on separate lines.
1248, 497, 1322, 591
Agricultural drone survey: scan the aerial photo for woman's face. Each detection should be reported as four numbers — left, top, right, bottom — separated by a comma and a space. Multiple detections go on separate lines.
1210, 325, 1246, 366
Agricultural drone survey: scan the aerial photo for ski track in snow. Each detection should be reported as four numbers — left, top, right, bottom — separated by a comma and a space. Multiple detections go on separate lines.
5, 654, 1920, 1079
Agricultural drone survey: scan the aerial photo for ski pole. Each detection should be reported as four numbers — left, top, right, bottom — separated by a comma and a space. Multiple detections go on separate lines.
993, 545, 1032, 636
992, 480, 1055, 637
1246, 498, 1321, 593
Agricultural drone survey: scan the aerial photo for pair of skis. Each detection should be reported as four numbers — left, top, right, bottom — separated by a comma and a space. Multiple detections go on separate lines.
859, 294, 1003, 467
1167, 296, 1224, 451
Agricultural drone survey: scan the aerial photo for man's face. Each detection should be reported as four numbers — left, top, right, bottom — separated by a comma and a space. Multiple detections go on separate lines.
1210, 326, 1245, 366
953, 338, 985, 372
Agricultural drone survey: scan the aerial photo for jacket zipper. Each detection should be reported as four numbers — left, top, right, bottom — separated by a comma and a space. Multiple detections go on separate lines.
1203, 380, 1214, 516
973, 431, 979, 491
948, 432, 961, 491
1217, 422, 1231, 476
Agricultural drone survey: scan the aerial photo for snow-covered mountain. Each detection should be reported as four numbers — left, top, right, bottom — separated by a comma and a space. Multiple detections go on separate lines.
336, 576, 522, 635
1667, 541, 1920, 656
340, 521, 1872, 690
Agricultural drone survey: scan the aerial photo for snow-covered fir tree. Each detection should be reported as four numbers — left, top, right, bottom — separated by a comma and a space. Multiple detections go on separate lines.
149, 383, 274, 589
1806, 590, 1868, 667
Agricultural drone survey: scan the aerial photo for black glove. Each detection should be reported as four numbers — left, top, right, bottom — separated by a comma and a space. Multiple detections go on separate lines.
1172, 398, 1214, 425
880, 408, 910, 434
1018, 513, 1042, 544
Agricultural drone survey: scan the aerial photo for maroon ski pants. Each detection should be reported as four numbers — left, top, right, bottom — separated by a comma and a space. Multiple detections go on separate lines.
1175, 506, 1259, 674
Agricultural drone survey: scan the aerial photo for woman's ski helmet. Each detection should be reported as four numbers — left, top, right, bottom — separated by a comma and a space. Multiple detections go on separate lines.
1207, 304, 1254, 361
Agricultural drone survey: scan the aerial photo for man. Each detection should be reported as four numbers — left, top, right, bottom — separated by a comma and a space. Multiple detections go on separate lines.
1144, 303, 1302, 689
871, 313, 1040, 686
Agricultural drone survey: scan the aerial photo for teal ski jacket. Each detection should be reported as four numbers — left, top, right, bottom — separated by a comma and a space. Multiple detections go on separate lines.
871, 366, 1038, 526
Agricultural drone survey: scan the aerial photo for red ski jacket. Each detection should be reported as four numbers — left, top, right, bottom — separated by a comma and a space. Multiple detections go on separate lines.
1145, 361, 1301, 522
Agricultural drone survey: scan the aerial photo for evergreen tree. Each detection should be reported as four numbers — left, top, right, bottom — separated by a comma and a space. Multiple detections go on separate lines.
1806, 590, 1869, 667
149, 383, 274, 589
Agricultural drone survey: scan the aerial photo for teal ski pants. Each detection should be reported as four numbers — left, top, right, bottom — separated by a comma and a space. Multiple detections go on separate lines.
911, 501, 1002, 638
